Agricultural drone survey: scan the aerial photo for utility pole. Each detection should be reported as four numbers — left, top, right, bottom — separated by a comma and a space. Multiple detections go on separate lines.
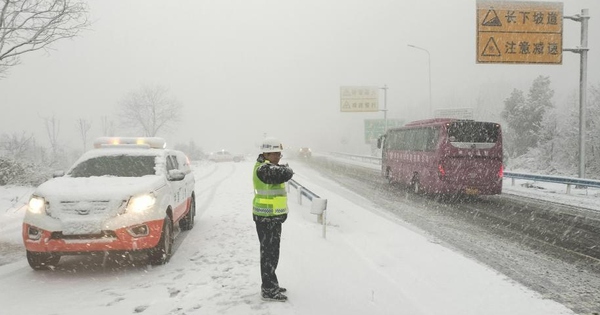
564, 9, 590, 179
407, 44, 432, 117
380, 84, 388, 132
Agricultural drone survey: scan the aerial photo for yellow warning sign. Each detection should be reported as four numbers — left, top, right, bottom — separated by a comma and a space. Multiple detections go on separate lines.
340, 86, 379, 112
476, 1, 563, 64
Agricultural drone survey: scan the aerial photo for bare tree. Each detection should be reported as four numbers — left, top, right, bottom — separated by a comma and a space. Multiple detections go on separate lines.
100, 115, 115, 136
76, 118, 91, 152
119, 84, 183, 137
0, 131, 33, 158
0, 0, 90, 77
43, 114, 60, 162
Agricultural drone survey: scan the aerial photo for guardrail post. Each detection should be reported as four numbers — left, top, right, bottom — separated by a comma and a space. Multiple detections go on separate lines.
511, 178, 516, 186
287, 179, 328, 239
322, 210, 327, 239
297, 186, 303, 205
566, 184, 571, 195
311, 197, 327, 223
310, 198, 328, 238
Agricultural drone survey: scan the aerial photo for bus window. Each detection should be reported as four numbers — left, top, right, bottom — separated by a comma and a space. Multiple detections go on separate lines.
448, 121, 500, 143
447, 122, 500, 149
425, 127, 439, 151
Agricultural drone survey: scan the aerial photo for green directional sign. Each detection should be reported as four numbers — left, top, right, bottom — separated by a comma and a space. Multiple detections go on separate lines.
364, 119, 404, 144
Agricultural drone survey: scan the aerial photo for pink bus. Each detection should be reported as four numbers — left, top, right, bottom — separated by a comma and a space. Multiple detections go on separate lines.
377, 118, 503, 196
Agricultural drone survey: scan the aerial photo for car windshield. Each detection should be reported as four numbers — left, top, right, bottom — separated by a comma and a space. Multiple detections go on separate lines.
68, 155, 156, 177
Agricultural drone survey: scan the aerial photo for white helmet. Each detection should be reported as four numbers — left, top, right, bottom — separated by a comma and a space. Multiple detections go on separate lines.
260, 137, 283, 153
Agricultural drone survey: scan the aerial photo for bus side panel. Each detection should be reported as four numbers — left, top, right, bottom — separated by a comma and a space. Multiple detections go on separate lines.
383, 126, 443, 192
383, 151, 415, 186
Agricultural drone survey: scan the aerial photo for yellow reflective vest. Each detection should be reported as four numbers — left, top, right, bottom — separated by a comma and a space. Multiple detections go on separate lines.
253, 161, 288, 216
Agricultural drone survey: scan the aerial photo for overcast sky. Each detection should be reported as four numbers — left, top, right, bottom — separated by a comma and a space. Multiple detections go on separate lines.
1, 0, 599, 155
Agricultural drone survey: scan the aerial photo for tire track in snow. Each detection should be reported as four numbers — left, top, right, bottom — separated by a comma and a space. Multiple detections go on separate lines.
161, 161, 289, 314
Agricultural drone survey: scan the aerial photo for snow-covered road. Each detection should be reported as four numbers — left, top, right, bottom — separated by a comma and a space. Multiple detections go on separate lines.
0, 160, 577, 314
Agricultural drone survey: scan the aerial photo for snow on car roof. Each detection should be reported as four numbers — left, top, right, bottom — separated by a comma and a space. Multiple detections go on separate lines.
75, 147, 166, 161
67, 147, 170, 176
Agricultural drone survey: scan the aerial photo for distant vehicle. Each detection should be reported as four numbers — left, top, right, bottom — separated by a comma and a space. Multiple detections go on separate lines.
297, 147, 312, 158
208, 150, 234, 162
22, 137, 196, 270
377, 118, 503, 196
232, 154, 245, 162
208, 150, 244, 162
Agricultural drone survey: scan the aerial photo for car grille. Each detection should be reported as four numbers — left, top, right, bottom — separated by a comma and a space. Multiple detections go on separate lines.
50, 200, 126, 217
50, 230, 117, 240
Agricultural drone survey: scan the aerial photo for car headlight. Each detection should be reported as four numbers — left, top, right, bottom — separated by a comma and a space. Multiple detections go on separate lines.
28, 195, 47, 214
126, 194, 156, 213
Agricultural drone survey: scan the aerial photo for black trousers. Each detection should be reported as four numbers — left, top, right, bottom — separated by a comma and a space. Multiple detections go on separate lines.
255, 219, 283, 293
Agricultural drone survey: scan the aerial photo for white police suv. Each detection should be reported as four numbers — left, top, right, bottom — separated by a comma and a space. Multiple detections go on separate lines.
22, 137, 196, 269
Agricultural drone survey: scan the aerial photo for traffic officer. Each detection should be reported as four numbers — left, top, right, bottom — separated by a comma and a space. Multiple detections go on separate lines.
253, 137, 294, 302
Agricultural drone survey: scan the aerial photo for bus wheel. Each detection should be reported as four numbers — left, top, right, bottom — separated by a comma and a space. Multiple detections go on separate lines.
385, 169, 394, 184
410, 177, 420, 194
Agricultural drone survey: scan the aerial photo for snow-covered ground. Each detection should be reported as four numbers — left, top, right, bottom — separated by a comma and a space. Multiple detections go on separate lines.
1, 159, 595, 315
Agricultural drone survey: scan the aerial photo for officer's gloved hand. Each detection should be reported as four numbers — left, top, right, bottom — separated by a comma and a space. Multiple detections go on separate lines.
279, 163, 293, 176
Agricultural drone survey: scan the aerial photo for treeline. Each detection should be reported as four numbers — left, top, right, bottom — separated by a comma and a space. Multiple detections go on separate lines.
502, 76, 600, 179
0, 132, 206, 186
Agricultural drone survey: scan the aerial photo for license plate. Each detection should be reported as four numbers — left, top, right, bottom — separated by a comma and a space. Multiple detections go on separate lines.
465, 187, 479, 195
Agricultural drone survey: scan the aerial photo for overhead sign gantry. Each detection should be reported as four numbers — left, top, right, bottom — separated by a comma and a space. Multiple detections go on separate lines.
476, 1, 563, 64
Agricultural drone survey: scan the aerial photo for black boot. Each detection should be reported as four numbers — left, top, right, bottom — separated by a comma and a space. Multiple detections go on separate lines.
261, 291, 288, 302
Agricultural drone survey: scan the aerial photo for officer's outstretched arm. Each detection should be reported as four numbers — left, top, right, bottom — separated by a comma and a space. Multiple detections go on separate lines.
257, 164, 294, 184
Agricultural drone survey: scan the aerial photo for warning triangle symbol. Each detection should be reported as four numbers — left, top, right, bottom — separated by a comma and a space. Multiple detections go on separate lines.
482, 37, 501, 57
482, 9, 502, 26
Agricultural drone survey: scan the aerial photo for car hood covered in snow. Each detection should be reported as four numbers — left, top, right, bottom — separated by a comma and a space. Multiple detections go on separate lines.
34, 175, 165, 201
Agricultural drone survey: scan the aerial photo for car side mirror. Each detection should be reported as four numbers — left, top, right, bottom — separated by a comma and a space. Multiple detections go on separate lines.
168, 169, 185, 181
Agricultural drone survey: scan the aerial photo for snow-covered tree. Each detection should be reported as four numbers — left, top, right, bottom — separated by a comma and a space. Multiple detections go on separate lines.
501, 89, 526, 157
0, 132, 33, 159
586, 84, 600, 177
76, 118, 91, 153
174, 140, 206, 161
119, 84, 183, 137
501, 76, 554, 158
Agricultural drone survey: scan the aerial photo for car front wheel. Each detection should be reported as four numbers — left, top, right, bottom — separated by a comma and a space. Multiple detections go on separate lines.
26, 251, 61, 270
148, 216, 173, 265
179, 195, 195, 231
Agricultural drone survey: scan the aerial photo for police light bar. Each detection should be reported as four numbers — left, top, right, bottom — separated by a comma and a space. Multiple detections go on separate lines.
93, 137, 167, 149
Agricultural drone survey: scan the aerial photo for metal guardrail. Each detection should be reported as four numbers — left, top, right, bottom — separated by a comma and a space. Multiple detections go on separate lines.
503, 171, 600, 194
287, 179, 328, 238
328, 151, 600, 194
329, 152, 381, 165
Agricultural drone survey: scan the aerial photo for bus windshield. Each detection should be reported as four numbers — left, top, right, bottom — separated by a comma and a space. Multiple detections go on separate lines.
447, 121, 500, 143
